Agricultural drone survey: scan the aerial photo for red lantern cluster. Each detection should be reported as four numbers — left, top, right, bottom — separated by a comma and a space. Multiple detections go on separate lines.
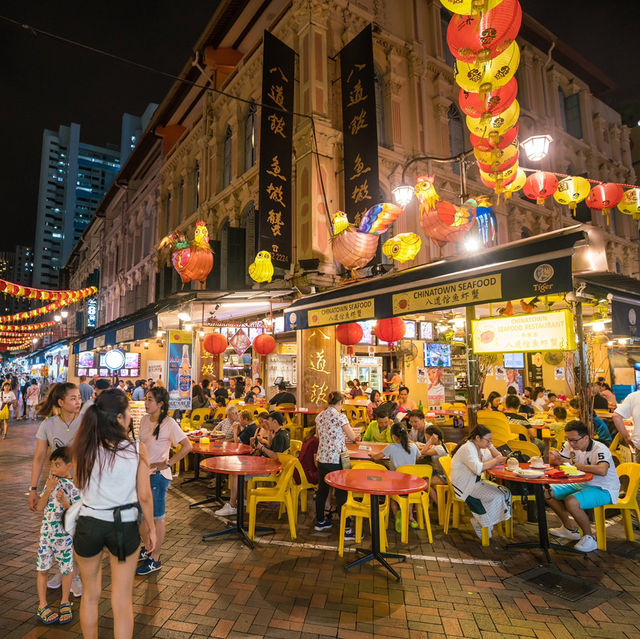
586, 183, 624, 224
336, 322, 364, 356
203, 332, 228, 355
252, 334, 276, 361
0, 321, 56, 332
447, 0, 523, 194
0, 280, 96, 303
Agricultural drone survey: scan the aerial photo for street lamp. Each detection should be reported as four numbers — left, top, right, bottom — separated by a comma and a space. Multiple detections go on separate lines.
54, 314, 61, 322
61, 310, 69, 319
391, 184, 415, 208
520, 134, 553, 162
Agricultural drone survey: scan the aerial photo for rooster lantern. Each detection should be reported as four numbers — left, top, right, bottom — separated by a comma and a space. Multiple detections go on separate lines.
414, 175, 476, 247
158, 221, 214, 289
332, 203, 404, 273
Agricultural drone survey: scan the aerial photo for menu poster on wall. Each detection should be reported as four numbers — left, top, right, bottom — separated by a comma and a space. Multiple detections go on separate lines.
167, 331, 192, 410
527, 352, 544, 387
147, 360, 165, 382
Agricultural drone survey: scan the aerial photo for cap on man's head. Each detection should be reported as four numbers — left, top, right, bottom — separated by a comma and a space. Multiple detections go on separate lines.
95, 379, 111, 390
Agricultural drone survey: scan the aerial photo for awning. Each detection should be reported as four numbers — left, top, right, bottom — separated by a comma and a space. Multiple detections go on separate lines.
285, 226, 587, 330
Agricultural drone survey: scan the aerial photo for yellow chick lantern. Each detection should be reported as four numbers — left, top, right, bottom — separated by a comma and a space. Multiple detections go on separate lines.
332, 210, 351, 235
382, 233, 422, 263
248, 251, 274, 283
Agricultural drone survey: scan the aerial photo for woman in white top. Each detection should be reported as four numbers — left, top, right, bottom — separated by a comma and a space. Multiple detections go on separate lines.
450, 425, 510, 539
314, 391, 358, 532
71, 390, 155, 639
26, 379, 40, 421
137, 387, 192, 576
0, 380, 16, 439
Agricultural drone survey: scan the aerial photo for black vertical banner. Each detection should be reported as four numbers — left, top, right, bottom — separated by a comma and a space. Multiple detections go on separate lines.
258, 31, 295, 269
339, 24, 380, 225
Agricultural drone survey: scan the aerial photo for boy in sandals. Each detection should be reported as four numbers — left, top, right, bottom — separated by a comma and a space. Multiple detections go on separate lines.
35, 447, 80, 624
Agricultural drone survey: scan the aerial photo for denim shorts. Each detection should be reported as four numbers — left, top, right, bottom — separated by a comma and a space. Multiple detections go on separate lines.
551, 483, 612, 509
150, 472, 171, 519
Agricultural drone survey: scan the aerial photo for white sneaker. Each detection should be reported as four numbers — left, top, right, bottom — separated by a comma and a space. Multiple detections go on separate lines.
549, 525, 581, 541
575, 535, 597, 553
215, 503, 237, 516
71, 575, 82, 597
47, 571, 62, 589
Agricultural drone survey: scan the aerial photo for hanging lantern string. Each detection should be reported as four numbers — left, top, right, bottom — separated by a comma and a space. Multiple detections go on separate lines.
518, 167, 638, 190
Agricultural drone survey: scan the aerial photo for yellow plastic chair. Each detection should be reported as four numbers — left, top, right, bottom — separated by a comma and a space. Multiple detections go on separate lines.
339, 461, 390, 557
302, 425, 316, 441
345, 406, 369, 426
393, 465, 433, 544
505, 439, 541, 458
290, 458, 317, 518
247, 455, 297, 541
439, 456, 494, 547
594, 462, 640, 551
276, 403, 296, 411
289, 439, 302, 457
190, 408, 212, 426
213, 407, 226, 421
610, 432, 633, 465
508, 422, 531, 441
444, 442, 456, 454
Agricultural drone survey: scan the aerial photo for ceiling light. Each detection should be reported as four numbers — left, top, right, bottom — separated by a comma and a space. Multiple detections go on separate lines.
178, 312, 191, 322
591, 321, 605, 333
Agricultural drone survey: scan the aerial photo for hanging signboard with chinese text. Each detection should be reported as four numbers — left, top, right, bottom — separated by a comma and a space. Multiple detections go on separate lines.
257, 31, 295, 269
339, 24, 380, 224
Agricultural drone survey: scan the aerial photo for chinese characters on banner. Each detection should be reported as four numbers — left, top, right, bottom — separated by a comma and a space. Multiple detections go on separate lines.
303, 326, 338, 407
258, 31, 295, 269
339, 24, 380, 225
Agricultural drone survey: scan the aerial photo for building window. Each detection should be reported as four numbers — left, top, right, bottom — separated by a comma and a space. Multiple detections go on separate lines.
440, 8, 455, 67
244, 102, 257, 172
193, 161, 200, 211
223, 126, 232, 188
558, 88, 583, 139
447, 104, 464, 174
616, 260, 622, 274
165, 193, 172, 234
374, 68, 386, 148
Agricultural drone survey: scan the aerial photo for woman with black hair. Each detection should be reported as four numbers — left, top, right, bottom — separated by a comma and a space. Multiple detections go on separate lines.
136, 387, 192, 576
450, 425, 510, 539
234, 376, 246, 400
486, 391, 502, 411
71, 390, 156, 639
191, 384, 209, 409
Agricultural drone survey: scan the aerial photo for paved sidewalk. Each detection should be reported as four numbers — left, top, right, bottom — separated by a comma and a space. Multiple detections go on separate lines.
2, 421, 640, 638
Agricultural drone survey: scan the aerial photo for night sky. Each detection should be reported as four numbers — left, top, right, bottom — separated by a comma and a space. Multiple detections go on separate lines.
0, 0, 637, 253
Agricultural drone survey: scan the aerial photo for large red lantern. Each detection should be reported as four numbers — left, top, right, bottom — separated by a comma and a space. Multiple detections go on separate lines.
252, 333, 276, 361
523, 171, 559, 205
447, 0, 522, 64
375, 318, 406, 345
459, 78, 518, 119
203, 332, 227, 355
336, 322, 364, 355
586, 183, 624, 224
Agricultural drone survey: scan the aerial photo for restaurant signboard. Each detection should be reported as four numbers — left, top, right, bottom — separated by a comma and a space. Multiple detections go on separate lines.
471, 310, 576, 354
612, 299, 640, 337
307, 299, 375, 328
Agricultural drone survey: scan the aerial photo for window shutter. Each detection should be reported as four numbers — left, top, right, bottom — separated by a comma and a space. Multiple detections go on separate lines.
226, 227, 246, 291
564, 93, 583, 139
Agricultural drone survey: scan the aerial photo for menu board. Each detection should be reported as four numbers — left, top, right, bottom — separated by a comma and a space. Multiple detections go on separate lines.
78, 352, 95, 368
125, 353, 140, 369
420, 322, 434, 341
404, 321, 417, 340
358, 320, 375, 345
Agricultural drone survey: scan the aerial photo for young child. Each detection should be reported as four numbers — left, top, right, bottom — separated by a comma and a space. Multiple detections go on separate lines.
371, 423, 421, 532
419, 426, 448, 505
35, 447, 80, 625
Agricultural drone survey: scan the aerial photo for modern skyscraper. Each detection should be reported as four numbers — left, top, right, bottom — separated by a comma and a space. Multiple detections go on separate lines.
32, 123, 120, 288
120, 104, 158, 166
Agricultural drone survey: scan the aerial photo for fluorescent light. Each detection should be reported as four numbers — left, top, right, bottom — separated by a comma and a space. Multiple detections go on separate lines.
591, 321, 605, 333
178, 312, 191, 322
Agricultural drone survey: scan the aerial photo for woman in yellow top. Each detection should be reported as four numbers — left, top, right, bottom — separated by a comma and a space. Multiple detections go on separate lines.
361, 407, 394, 443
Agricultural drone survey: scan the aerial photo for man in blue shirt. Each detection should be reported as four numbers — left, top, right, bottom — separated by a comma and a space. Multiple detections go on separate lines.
131, 379, 147, 401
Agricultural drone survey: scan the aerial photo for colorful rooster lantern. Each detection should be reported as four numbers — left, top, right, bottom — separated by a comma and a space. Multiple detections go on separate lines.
158, 221, 213, 289
441, 0, 507, 16
553, 176, 591, 213
252, 334, 276, 361
447, 0, 521, 64
331, 204, 404, 274
382, 233, 422, 263
618, 188, 640, 220
414, 175, 476, 247
336, 322, 364, 356
375, 317, 406, 355
248, 251, 274, 283
454, 41, 520, 94
459, 78, 518, 118
522, 170, 559, 205
586, 183, 624, 224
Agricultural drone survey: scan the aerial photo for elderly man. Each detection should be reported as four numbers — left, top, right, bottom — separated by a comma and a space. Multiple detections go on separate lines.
213, 404, 239, 441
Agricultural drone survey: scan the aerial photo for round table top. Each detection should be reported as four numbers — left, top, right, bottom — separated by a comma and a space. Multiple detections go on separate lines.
191, 441, 251, 456
188, 431, 225, 442
346, 442, 388, 459
325, 469, 427, 495
200, 455, 282, 476
280, 408, 323, 414
488, 464, 593, 485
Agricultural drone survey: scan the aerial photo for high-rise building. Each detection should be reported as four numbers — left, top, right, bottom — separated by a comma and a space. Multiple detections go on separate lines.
120, 104, 158, 166
10, 245, 34, 315
32, 123, 120, 289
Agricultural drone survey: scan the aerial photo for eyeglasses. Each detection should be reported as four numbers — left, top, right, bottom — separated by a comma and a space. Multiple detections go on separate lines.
566, 434, 586, 443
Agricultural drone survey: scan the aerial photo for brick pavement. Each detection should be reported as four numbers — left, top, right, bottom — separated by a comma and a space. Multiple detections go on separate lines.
2, 420, 640, 638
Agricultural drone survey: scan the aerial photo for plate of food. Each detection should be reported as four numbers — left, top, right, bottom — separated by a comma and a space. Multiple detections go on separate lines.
512, 468, 545, 478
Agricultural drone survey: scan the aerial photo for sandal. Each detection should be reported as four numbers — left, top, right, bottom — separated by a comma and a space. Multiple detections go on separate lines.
58, 602, 73, 625
36, 605, 59, 625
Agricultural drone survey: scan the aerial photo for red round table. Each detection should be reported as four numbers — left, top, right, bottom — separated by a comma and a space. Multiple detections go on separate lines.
200, 455, 282, 549
488, 464, 593, 562
188, 431, 225, 442
325, 469, 427, 581
346, 442, 388, 460
186, 441, 251, 508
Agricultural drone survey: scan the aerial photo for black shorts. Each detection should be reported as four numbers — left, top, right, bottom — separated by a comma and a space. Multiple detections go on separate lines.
74, 515, 140, 560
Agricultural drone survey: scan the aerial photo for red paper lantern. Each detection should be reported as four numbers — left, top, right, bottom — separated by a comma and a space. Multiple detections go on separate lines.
375, 317, 406, 344
252, 334, 276, 361
447, 0, 522, 64
477, 153, 519, 174
470, 123, 519, 152
203, 332, 228, 355
586, 183, 624, 223
336, 322, 364, 355
459, 78, 518, 119
523, 171, 559, 205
